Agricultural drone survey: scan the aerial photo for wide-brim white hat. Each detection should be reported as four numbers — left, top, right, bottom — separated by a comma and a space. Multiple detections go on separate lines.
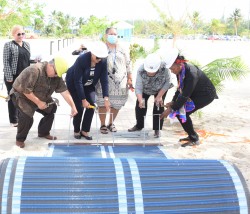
87, 41, 108, 58
157, 48, 179, 68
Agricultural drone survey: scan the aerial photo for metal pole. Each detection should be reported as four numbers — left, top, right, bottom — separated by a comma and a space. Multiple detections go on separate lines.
58, 40, 61, 51
50, 41, 54, 55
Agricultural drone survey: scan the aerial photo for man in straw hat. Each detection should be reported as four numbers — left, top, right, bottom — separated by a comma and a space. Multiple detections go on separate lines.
10, 56, 78, 148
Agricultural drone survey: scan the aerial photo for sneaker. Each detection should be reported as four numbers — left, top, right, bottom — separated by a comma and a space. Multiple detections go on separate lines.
128, 125, 142, 132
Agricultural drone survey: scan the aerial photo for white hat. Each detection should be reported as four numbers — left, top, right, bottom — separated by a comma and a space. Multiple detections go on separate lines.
88, 41, 108, 58
144, 53, 161, 73
157, 48, 179, 68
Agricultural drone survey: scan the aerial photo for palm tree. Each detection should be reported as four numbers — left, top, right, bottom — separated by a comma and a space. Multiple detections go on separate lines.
189, 11, 200, 32
229, 8, 242, 36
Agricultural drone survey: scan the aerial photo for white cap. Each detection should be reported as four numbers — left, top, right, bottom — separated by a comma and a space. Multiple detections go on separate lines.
157, 47, 179, 68
88, 41, 108, 58
144, 53, 161, 73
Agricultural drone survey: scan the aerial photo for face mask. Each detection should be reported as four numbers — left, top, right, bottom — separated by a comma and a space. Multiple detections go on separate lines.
107, 35, 118, 44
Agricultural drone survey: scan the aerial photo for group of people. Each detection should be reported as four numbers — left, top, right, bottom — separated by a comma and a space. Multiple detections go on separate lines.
3, 25, 218, 148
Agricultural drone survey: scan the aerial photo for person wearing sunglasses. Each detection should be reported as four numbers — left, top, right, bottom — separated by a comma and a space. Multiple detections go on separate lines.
66, 41, 110, 140
10, 57, 78, 148
95, 27, 133, 134
3, 25, 31, 127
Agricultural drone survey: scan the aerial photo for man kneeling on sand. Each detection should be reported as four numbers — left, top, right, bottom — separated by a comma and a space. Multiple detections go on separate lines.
10, 57, 78, 148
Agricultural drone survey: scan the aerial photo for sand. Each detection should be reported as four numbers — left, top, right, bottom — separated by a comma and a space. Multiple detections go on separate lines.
0, 38, 250, 192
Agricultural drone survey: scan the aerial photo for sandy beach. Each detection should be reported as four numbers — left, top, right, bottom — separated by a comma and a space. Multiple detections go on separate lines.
0, 38, 250, 191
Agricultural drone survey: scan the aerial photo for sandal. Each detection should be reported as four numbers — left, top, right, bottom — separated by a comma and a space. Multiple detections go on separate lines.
107, 124, 117, 132
74, 132, 81, 139
100, 125, 108, 134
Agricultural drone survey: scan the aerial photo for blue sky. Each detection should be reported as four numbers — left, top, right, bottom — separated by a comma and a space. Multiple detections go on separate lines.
40, 0, 250, 21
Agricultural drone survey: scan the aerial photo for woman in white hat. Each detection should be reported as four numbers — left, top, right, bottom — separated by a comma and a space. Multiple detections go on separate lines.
66, 41, 110, 140
160, 48, 218, 147
128, 53, 173, 137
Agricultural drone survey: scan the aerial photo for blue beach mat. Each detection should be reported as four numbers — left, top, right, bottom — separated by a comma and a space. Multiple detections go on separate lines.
47, 143, 171, 159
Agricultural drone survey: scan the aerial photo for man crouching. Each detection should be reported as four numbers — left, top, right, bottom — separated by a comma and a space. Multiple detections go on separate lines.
10, 57, 78, 148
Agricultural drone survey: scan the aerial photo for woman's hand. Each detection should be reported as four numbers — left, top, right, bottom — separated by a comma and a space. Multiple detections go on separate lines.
82, 99, 90, 108
154, 96, 163, 107
164, 101, 174, 108
104, 98, 110, 111
160, 107, 172, 119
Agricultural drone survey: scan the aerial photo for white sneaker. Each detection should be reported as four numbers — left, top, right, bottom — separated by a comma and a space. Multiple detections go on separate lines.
11, 123, 18, 127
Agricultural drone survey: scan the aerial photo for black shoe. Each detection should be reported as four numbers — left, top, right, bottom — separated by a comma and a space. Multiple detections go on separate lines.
74, 132, 81, 139
128, 125, 142, 132
181, 140, 200, 147
81, 133, 92, 140
154, 130, 160, 138
179, 136, 190, 142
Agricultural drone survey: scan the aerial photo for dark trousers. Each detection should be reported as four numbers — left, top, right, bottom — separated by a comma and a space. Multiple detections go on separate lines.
69, 85, 95, 133
176, 96, 215, 141
135, 92, 167, 130
15, 104, 57, 142
4, 76, 18, 123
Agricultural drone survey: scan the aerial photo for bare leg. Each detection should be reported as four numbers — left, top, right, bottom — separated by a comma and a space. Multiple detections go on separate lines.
109, 108, 119, 125
98, 107, 107, 126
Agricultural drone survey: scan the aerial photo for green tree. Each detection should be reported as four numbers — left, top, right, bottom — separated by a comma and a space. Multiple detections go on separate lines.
150, 0, 188, 47
229, 8, 242, 36
0, 0, 44, 36
79, 16, 109, 37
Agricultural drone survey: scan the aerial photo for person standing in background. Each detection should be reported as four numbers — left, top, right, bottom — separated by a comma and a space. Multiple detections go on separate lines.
72, 44, 87, 55
96, 27, 133, 134
3, 25, 31, 127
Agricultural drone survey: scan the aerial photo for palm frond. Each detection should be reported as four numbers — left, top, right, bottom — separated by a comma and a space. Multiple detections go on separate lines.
200, 56, 250, 92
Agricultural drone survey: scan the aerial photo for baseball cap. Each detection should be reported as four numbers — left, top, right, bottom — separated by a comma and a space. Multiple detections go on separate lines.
144, 53, 161, 73
88, 41, 108, 58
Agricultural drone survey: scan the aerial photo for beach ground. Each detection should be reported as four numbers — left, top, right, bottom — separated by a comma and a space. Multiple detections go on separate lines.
0, 38, 249, 192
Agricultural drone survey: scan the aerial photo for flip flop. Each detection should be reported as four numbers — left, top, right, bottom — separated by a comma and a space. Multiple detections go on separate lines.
100, 125, 108, 134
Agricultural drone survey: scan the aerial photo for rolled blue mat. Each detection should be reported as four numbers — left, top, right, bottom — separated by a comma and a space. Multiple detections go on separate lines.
0, 157, 249, 214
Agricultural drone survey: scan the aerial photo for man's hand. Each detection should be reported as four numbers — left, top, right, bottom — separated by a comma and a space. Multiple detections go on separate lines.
70, 107, 78, 117
37, 101, 47, 110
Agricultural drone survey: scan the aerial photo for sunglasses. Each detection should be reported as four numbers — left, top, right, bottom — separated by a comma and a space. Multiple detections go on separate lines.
17, 33, 25, 36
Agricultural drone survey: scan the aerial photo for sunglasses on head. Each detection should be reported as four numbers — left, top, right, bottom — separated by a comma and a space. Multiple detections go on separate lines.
17, 33, 25, 36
